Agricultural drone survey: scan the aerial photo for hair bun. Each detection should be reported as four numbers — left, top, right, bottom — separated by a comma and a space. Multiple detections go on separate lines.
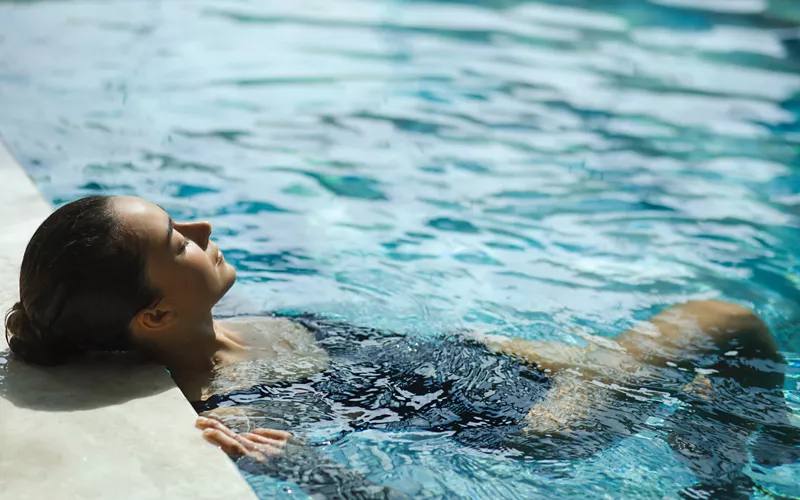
4, 301, 76, 366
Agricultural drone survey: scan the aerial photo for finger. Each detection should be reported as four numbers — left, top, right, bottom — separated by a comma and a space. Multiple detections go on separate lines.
208, 425, 265, 453
250, 428, 293, 441
202, 429, 248, 456
257, 445, 283, 457
196, 417, 292, 443
242, 432, 288, 448
233, 433, 283, 456
244, 440, 283, 457
196, 417, 239, 439
196, 416, 228, 430
197, 417, 287, 460
203, 429, 267, 462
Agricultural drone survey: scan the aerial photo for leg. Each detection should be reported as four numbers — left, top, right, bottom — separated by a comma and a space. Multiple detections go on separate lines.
617, 300, 789, 426
618, 301, 796, 496
618, 300, 788, 425
617, 300, 783, 369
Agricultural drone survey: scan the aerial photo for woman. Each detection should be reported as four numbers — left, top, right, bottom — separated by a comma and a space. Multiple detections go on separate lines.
5, 195, 798, 498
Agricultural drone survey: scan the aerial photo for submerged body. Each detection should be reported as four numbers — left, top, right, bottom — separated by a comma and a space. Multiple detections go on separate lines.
189, 303, 797, 499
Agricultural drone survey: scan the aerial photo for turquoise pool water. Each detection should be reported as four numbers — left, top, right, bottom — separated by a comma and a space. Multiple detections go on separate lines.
1, 0, 799, 497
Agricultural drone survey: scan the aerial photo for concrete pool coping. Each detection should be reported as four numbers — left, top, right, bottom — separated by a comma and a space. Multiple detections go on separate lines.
0, 141, 258, 500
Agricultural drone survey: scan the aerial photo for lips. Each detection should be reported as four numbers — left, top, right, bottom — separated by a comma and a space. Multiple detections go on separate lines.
211, 242, 223, 266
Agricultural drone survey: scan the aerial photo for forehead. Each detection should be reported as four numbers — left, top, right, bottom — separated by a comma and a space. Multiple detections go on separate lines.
111, 196, 169, 246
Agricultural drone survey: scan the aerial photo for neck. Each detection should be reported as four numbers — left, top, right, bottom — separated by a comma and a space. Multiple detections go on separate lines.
144, 312, 244, 374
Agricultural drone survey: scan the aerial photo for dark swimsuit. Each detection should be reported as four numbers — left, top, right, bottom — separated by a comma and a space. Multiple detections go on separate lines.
192, 314, 551, 498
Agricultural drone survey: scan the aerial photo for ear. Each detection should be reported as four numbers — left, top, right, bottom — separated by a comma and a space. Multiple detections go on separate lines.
133, 301, 177, 333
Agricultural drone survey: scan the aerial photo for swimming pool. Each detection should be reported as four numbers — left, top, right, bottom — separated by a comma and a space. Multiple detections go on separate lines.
0, 0, 798, 497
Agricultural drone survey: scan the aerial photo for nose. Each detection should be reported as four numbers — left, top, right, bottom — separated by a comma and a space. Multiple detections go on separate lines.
176, 221, 212, 250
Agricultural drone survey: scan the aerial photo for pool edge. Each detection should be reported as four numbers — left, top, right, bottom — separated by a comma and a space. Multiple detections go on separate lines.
0, 140, 258, 500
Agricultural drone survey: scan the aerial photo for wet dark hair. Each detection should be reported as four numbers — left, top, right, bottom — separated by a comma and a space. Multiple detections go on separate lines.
4, 195, 160, 365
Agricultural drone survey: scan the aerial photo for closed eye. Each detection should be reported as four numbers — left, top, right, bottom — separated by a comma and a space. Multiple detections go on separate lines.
179, 238, 190, 254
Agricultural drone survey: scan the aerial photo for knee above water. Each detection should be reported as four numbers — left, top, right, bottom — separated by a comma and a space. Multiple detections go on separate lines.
685, 300, 777, 357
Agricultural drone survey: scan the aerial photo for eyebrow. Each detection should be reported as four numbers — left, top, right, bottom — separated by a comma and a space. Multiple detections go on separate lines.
166, 217, 174, 247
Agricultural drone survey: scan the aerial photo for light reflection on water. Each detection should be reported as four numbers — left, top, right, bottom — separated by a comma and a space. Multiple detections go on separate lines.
0, 0, 799, 497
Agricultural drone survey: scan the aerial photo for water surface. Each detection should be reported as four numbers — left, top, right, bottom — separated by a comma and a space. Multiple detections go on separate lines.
0, 0, 798, 497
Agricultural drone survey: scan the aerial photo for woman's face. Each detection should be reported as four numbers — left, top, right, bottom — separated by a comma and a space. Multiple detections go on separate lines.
113, 196, 236, 315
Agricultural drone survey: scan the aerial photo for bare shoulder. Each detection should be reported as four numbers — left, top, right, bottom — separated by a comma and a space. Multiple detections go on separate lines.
204, 316, 330, 399
221, 315, 309, 335
220, 316, 319, 350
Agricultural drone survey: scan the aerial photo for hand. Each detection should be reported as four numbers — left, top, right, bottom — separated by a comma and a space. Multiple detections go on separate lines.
195, 416, 292, 461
